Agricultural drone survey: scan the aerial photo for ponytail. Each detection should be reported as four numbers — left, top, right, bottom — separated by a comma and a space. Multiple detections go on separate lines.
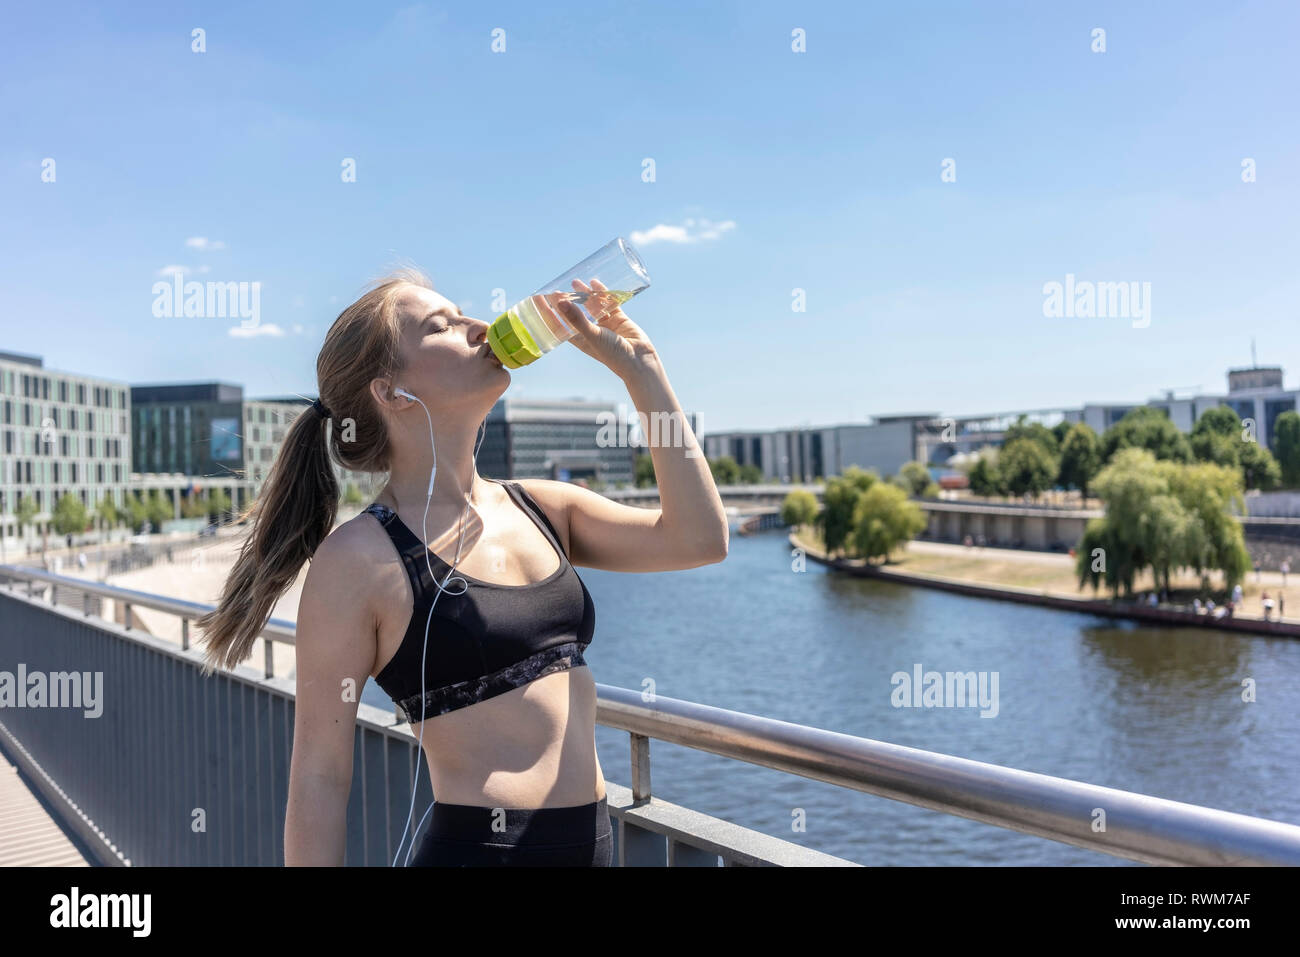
194, 268, 428, 675
195, 408, 337, 675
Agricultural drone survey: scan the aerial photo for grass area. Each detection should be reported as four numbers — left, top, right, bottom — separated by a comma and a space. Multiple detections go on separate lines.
789, 525, 1298, 620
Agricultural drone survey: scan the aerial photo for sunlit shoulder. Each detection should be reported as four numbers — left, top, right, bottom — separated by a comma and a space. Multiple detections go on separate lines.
307, 511, 395, 596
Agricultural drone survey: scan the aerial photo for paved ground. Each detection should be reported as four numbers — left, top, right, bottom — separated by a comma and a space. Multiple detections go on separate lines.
0, 742, 89, 866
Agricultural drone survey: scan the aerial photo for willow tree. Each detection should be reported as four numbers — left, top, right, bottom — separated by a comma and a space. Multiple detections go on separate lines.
1076, 447, 1250, 598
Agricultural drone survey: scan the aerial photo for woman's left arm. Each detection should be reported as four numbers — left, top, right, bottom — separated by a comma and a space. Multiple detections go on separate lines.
518, 280, 729, 573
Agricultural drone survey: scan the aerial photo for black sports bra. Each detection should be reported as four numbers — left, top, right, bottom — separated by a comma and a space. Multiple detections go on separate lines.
365, 478, 596, 724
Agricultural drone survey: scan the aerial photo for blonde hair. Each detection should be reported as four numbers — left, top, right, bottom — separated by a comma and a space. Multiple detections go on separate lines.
194, 268, 433, 674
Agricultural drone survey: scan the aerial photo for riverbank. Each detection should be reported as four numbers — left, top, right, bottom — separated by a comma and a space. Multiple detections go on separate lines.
789, 527, 1300, 638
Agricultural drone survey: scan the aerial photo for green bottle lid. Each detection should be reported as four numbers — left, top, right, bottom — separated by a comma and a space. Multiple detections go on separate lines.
487, 310, 542, 368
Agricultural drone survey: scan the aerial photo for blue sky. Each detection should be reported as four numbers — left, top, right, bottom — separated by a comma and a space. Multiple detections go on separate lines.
3, 0, 1298, 433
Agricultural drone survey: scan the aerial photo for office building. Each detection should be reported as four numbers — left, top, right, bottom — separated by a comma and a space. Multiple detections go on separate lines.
481, 397, 653, 486
244, 396, 382, 502
0, 350, 134, 553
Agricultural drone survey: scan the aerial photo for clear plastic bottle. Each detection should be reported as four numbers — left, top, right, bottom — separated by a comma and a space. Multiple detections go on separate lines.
487, 237, 651, 368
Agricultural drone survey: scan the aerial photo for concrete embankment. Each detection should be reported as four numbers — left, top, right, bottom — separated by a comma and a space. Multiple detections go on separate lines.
789, 530, 1300, 639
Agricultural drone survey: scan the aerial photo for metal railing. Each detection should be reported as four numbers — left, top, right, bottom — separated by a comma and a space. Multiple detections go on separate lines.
3, 563, 1300, 867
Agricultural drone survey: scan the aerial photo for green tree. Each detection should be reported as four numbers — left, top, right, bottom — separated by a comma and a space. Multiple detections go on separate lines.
709, 455, 740, 485
1238, 440, 1282, 491
94, 495, 119, 534
1160, 459, 1251, 589
848, 481, 928, 562
1191, 405, 1240, 440
1142, 493, 1196, 597
1077, 520, 1123, 598
1191, 405, 1282, 489
817, 466, 878, 556
1076, 448, 1251, 599
1005, 416, 1060, 456
1051, 420, 1073, 448
737, 463, 764, 484
892, 460, 939, 498
126, 492, 149, 532
999, 437, 1058, 499
1191, 430, 1240, 469
1274, 410, 1300, 488
15, 497, 38, 552
207, 489, 232, 522
781, 489, 819, 527
144, 490, 172, 531
1077, 449, 1167, 598
1057, 422, 1102, 499
1101, 406, 1192, 463
966, 453, 1004, 497
181, 492, 209, 519
634, 453, 656, 488
1191, 405, 1243, 469
52, 493, 88, 537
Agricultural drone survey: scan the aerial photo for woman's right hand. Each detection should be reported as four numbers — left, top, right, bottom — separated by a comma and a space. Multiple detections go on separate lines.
547, 278, 660, 381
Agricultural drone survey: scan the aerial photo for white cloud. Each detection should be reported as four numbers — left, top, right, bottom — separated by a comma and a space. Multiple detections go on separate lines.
228, 323, 285, 338
630, 218, 736, 246
185, 237, 227, 251
157, 264, 188, 277
291, 323, 304, 334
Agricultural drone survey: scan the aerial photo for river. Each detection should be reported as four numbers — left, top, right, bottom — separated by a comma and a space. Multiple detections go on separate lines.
365, 524, 1300, 865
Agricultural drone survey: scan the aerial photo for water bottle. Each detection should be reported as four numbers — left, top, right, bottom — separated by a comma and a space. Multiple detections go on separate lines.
486, 237, 651, 368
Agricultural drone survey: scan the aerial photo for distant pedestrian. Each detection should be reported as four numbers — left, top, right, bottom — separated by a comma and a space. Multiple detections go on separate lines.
77, 552, 87, 569
1192, 598, 1203, 614
1254, 559, 1262, 583
1232, 583, 1243, 605
1282, 560, 1291, 586
1280, 593, 1286, 618
1226, 600, 1236, 618
1147, 592, 1158, 607
1262, 591, 1275, 621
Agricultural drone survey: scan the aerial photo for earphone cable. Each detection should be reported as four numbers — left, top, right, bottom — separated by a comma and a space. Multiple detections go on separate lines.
391, 397, 488, 866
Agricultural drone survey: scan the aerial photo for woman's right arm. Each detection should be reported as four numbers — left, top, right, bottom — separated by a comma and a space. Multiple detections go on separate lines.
284, 524, 380, 866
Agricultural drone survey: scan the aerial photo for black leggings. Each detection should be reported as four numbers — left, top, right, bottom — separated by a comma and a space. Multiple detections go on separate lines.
409, 795, 613, 866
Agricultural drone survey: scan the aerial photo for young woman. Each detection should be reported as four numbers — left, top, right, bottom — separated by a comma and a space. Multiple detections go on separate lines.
194, 269, 728, 866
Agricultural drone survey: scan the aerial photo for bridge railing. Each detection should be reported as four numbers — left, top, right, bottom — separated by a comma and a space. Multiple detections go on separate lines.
3, 563, 1299, 867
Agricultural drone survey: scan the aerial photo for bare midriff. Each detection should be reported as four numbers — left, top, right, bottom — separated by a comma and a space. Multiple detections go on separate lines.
405, 665, 607, 809
365, 482, 605, 810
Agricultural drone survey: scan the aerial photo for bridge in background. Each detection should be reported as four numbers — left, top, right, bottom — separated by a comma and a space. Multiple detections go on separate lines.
622, 485, 1300, 557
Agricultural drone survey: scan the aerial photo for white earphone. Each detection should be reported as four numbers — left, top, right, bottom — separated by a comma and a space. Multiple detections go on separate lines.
388, 385, 488, 866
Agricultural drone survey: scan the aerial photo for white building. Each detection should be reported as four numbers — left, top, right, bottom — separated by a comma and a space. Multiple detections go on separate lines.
0, 350, 134, 555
